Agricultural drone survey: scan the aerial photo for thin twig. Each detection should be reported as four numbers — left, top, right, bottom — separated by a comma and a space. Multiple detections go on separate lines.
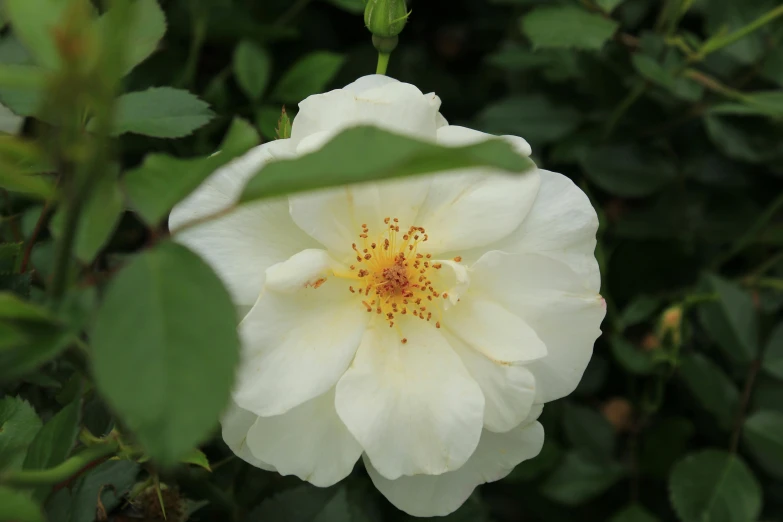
730, 360, 761, 454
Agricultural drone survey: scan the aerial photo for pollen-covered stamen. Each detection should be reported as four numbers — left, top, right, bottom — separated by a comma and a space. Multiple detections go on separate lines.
345, 217, 459, 336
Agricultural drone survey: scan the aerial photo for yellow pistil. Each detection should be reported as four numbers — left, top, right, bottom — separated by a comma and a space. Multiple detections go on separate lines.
342, 217, 458, 336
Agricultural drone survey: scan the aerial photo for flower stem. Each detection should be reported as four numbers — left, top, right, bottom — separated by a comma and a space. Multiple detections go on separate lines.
696, 3, 783, 61
1, 441, 119, 487
376, 52, 391, 75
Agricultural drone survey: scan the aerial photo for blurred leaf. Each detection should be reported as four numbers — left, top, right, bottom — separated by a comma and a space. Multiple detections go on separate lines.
698, 274, 758, 364
610, 336, 656, 375
563, 403, 615, 461
271, 51, 346, 104
476, 95, 581, 145
4, 0, 66, 70
124, 117, 256, 225
257, 104, 285, 139
234, 40, 272, 101
640, 417, 694, 478
68, 460, 139, 522
710, 91, 783, 118
109, 87, 214, 138
679, 353, 740, 430
221, 117, 261, 152
95, 0, 166, 75
247, 485, 356, 522
621, 295, 662, 327
0, 486, 44, 522
703, 0, 772, 65
0, 292, 51, 321
324, 0, 365, 14
763, 321, 783, 379
542, 451, 625, 505
581, 144, 677, 198
743, 410, 783, 478
91, 242, 240, 465
50, 166, 124, 263
704, 113, 783, 164
669, 450, 761, 522
182, 448, 211, 471
609, 505, 660, 522
0, 396, 41, 470
22, 399, 80, 502
239, 126, 537, 203
631, 54, 703, 101
0, 322, 75, 382
597, 0, 626, 13
504, 439, 563, 482
521, 6, 619, 50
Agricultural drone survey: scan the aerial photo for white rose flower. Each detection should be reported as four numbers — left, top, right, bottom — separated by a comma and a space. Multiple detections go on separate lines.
170, 75, 605, 517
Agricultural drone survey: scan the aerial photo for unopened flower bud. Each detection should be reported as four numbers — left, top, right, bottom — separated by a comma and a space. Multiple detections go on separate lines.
365, 0, 409, 38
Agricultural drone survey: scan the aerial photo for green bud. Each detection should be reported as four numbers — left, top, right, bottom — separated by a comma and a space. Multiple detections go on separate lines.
364, 0, 409, 38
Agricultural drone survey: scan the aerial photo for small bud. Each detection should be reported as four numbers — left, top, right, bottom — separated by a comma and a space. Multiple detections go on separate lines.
658, 305, 683, 346
365, 0, 409, 38
276, 106, 292, 140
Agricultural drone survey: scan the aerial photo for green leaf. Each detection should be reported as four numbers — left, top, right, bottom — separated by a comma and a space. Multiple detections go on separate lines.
110, 87, 214, 138
4, 0, 67, 70
0, 396, 42, 470
247, 485, 353, 522
0, 292, 51, 321
609, 505, 660, 522
743, 410, 783, 478
50, 167, 124, 263
639, 417, 694, 478
563, 403, 615, 461
91, 242, 240, 465
271, 51, 346, 104
698, 274, 758, 364
541, 451, 625, 505
0, 323, 75, 382
679, 353, 740, 430
0, 486, 44, 522
581, 144, 677, 198
763, 321, 783, 379
704, 113, 783, 164
22, 399, 81, 502
620, 295, 662, 328
239, 126, 536, 203
610, 336, 656, 375
476, 95, 581, 145
98, 0, 166, 75
596, 0, 625, 13
22, 399, 80, 470
521, 6, 619, 51
124, 117, 257, 225
68, 460, 139, 522
669, 450, 761, 522
631, 54, 703, 101
234, 40, 272, 101
221, 117, 261, 152
181, 448, 211, 471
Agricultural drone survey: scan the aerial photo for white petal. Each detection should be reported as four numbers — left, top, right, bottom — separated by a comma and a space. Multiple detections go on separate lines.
264, 249, 342, 293
220, 401, 275, 471
245, 388, 362, 487
445, 298, 547, 364
415, 126, 540, 254
289, 177, 431, 257
489, 169, 600, 292
169, 140, 316, 306
366, 419, 544, 517
445, 332, 536, 433
335, 321, 484, 479
233, 277, 369, 416
291, 80, 440, 146
430, 259, 470, 309
343, 74, 399, 94
471, 251, 605, 402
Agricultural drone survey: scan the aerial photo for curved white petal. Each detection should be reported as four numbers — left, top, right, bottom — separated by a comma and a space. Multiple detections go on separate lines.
415, 126, 540, 254
291, 79, 440, 147
289, 177, 431, 258
445, 298, 547, 364
233, 277, 369, 416
335, 321, 484, 479
471, 251, 605, 402
245, 388, 362, 487
264, 249, 342, 293
169, 140, 316, 306
445, 332, 536, 433
488, 169, 600, 292
366, 416, 544, 517
220, 401, 275, 471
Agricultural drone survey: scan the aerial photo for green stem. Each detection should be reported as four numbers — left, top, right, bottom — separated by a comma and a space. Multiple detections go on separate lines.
179, 11, 207, 88
604, 81, 647, 139
697, 3, 783, 60
376, 52, 391, 75
1, 441, 118, 487
712, 190, 783, 268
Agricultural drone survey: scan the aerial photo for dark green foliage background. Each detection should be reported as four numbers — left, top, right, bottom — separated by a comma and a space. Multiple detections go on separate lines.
2, 0, 783, 521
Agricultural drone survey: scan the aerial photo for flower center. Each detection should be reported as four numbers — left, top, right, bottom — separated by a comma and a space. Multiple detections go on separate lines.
345, 217, 454, 335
